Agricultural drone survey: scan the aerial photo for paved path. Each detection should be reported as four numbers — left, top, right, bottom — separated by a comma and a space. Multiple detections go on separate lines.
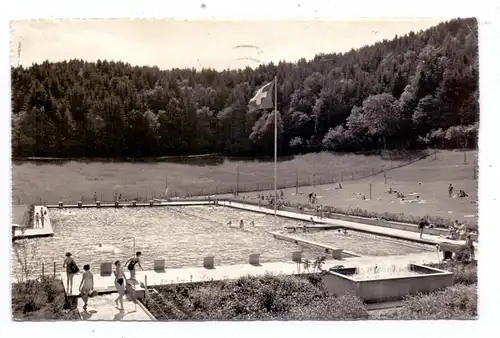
61, 251, 440, 293
77, 293, 152, 321
221, 201, 476, 247
13, 205, 53, 239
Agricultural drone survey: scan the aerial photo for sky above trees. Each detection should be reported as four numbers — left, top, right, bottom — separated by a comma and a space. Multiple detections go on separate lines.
11, 19, 443, 70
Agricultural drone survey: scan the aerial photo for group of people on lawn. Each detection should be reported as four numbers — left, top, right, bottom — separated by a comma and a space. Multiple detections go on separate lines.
63, 251, 143, 312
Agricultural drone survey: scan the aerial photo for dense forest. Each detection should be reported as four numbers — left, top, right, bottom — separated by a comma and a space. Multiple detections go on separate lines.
11, 18, 479, 158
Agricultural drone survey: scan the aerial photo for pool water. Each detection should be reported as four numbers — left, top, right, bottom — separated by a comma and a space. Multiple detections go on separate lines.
289, 228, 434, 257
349, 264, 424, 281
11, 206, 324, 278
11, 206, 434, 279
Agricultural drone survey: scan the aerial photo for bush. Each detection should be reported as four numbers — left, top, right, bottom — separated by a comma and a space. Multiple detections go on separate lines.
428, 261, 477, 285
283, 294, 368, 320
148, 274, 368, 321
11, 276, 79, 320
374, 284, 477, 320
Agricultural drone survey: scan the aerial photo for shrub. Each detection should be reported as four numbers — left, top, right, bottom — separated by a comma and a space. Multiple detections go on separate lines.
149, 274, 366, 321
428, 261, 477, 285
375, 284, 477, 320
283, 294, 368, 320
11, 277, 78, 320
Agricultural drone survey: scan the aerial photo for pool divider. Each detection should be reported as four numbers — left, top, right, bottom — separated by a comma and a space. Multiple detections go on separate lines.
48, 200, 216, 208
268, 231, 344, 259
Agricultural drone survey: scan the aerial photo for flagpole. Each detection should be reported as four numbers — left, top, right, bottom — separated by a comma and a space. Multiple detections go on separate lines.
274, 75, 278, 222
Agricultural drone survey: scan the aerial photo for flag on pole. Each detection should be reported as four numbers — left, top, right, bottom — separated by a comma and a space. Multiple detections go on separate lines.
248, 80, 275, 110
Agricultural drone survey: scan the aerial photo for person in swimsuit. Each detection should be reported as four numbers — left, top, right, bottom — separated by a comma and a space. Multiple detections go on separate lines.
114, 261, 127, 311
418, 218, 429, 238
125, 252, 143, 281
79, 264, 94, 311
63, 252, 78, 294
465, 234, 475, 261
35, 213, 40, 228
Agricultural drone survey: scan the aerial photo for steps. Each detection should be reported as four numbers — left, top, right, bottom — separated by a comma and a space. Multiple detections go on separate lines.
126, 279, 145, 300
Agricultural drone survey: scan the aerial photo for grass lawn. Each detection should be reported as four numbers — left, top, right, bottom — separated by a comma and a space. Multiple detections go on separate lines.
12, 151, 413, 205
11, 150, 477, 225
234, 150, 478, 225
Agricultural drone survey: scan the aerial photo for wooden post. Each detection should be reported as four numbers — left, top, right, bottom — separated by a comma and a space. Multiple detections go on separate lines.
53, 262, 56, 277
369, 183, 372, 199
313, 174, 316, 188
295, 169, 299, 195
42, 262, 44, 277
384, 170, 387, 184
236, 165, 240, 196
144, 275, 148, 298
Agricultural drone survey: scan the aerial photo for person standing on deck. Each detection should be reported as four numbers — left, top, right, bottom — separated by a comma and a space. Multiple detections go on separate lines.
125, 252, 143, 281
93, 192, 97, 202
448, 184, 454, 198
465, 234, 475, 261
40, 210, 45, 228
79, 264, 94, 311
418, 218, 429, 238
63, 252, 79, 294
114, 261, 126, 311
35, 212, 40, 228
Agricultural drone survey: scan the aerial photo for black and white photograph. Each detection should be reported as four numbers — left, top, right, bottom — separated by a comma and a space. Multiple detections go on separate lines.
4, 1, 497, 330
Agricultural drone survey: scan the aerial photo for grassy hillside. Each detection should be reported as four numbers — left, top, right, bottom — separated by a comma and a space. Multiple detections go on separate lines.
12, 151, 413, 205
236, 150, 478, 225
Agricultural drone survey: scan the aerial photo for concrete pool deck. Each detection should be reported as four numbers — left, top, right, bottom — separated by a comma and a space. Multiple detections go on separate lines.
60, 251, 441, 295
77, 293, 153, 321
13, 205, 54, 239
46, 200, 214, 208
220, 201, 477, 248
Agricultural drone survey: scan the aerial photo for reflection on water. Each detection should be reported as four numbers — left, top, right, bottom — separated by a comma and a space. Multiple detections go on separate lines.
293, 228, 434, 257
11, 206, 323, 278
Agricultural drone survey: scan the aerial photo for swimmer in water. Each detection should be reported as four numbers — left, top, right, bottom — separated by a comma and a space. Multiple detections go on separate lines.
240, 220, 244, 229
251, 221, 255, 227
343, 229, 348, 235
227, 221, 232, 226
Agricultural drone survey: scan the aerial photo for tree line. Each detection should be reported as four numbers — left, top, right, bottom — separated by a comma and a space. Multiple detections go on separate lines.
11, 18, 478, 159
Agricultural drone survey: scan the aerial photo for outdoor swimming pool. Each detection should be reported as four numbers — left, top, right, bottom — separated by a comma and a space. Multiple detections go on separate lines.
11, 206, 324, 278
11, 205, 434, 279
292, 228, 434, 256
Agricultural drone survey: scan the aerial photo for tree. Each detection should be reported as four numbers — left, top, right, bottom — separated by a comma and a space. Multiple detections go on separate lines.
13, 227, 40, 283
10, 18, 479, 158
